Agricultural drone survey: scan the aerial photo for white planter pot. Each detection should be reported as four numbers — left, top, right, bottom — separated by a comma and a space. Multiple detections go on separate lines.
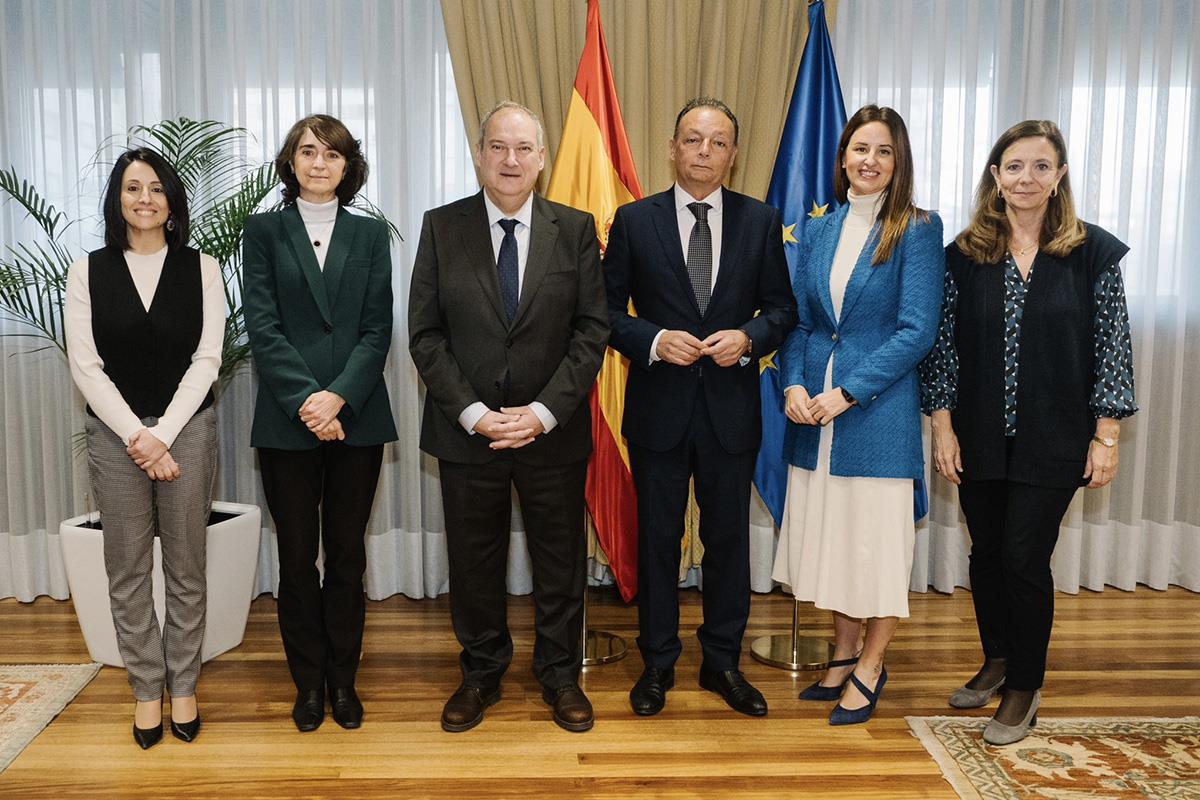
59, 501, 262, 667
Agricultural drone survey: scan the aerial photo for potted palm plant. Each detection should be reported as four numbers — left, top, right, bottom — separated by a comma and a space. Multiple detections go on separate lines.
0, 118, 398, 665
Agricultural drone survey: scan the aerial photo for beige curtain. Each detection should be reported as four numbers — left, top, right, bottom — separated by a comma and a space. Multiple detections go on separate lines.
441, 0, 838, 200
441, 0, 839, 573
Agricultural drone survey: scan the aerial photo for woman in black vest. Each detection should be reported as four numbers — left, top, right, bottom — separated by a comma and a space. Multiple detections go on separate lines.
919, 120, 1136, 745
65, 148, 224, 748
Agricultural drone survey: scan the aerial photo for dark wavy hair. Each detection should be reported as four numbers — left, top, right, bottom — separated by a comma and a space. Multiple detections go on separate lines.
101, 147, 190, 252
832, 104, 928, 266
274, 114, 368, 206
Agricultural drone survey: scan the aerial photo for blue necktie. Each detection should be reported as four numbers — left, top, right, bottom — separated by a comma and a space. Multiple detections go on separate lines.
497, 218, 520, 321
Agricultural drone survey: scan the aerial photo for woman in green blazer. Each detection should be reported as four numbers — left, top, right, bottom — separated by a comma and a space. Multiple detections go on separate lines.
243, 114, 397, 733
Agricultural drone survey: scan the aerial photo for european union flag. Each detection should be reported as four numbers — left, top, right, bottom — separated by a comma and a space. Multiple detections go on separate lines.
754, 0, 846, 528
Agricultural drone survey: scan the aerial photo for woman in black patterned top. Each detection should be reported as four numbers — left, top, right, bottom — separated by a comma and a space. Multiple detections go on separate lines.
918, 120, 1136, 746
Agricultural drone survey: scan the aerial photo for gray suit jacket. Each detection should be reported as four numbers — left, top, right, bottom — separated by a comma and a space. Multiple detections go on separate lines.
408, 191, 609, 465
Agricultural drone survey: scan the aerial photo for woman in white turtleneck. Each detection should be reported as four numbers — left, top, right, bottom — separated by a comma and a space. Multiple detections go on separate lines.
65, 147, 223, 749
773, 106, 945, 725
242, 115, 396, 733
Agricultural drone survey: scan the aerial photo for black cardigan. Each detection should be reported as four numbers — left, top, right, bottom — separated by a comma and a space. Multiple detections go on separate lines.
949, 223, 1129, 488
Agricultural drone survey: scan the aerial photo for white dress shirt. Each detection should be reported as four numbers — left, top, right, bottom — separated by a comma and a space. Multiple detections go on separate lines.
65, 246, 225, 448
648, 184, 726, 364
457, 191, 556, 435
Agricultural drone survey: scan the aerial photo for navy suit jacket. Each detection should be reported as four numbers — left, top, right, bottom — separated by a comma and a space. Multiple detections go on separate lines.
605, 187, 797, 455
781, 205, 944, 479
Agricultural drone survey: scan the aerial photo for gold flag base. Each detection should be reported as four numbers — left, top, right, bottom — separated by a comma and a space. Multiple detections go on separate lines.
749, 598, 832, 671
583, 630, 628, 666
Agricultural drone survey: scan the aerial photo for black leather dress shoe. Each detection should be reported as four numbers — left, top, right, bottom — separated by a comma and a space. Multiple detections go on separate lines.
542, 683, 594, 732
441, 684, 500, 733
329, 686, 364, 729
292, 688, 325, 732
629, 667, 675, 716
133, 722, 163, 750
699, 668, 768, 717
170, 714, 201, 742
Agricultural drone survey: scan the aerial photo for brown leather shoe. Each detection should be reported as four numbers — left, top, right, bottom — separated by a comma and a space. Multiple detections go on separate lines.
441, 684, 500, 733
542, 683, 594, 732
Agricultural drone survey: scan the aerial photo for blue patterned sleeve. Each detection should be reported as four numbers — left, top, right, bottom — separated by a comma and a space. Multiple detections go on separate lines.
919, 267, 959, 413
1090, 264, 1138, 419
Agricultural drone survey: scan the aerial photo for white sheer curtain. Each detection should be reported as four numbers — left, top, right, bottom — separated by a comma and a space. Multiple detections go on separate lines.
829, 0, 1200, 593
0, 0, 496, 601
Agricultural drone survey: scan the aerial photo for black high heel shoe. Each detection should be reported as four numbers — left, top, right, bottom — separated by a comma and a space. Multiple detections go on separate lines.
798, 655, 861, 701
171, 714, 201, 742
133, 721, 163, 749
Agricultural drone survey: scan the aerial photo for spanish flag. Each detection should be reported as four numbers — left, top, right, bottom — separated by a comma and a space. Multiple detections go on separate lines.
546, 0, 642, 602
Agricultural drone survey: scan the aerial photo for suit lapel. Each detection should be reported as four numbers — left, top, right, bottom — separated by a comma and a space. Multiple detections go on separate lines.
649, 189, 699, 316
510, 195, 558, 330
458, 192, 510, 326
708, 188, 745, 318
322, 207, 354, 309
815, 204, 848, 326
281, 205, 332, 324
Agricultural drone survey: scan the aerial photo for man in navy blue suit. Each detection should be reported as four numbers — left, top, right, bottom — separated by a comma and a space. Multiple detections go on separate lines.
604, 97, 797, 717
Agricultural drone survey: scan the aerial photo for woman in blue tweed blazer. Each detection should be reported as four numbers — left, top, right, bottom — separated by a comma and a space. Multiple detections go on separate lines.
772, 105, 945, 725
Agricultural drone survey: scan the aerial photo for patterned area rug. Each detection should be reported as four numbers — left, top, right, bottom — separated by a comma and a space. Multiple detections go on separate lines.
0, 664, 101, 774
908, 715, 1200, 799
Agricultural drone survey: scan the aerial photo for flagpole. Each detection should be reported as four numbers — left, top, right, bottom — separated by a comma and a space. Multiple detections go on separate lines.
581, 581, 627, 667
750, 597, 832, 671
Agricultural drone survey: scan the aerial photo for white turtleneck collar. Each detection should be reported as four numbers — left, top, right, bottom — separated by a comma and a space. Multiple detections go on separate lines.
846, 188, 885, 228
296, 196, 339, 224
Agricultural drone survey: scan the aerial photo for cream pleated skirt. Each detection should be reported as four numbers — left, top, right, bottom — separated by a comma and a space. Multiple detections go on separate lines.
771, 360, 916, 619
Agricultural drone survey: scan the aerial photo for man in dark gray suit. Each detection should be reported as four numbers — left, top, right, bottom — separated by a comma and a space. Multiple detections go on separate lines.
409, 101, 609, 733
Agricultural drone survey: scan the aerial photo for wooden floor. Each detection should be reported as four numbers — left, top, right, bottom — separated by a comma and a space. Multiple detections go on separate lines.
1, 586, 1198, 799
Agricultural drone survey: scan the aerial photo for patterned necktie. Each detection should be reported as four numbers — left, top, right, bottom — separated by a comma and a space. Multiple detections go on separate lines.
497, 218, 520, 321
686, 202, 713, 315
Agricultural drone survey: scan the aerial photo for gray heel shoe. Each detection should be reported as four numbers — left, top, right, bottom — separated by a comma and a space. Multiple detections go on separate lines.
982, 690, 1040, 745
949, 676, 1005, 708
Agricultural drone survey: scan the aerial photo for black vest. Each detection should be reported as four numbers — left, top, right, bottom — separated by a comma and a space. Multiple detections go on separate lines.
87, 246, 214, 420
949, 223, 1128, 488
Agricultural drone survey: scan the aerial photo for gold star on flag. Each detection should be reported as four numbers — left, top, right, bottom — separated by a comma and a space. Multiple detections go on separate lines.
808, 200, 829, 218
759, 350, 778, 375
781, 223, 798, 244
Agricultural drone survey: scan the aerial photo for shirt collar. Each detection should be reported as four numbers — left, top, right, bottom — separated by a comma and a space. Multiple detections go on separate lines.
483, 191, 534, 230
674, 183, 723, 215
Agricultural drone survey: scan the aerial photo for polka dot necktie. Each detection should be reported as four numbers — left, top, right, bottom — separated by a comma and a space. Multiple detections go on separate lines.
497, 218, 520, 322
686, 202, 713, 315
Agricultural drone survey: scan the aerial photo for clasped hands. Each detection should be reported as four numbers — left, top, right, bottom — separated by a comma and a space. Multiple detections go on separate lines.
127, 428, 179, 481
300, 390, 346, 441
784, 385, 854, 427
474, 406, 546, 450
656, 329, 750, 368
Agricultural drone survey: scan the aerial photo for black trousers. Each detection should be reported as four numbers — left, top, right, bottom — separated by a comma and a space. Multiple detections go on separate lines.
957, 478, 1077, 690
258, 442, 384, 691
438, 455, 587, 691
629, 391, 755, 672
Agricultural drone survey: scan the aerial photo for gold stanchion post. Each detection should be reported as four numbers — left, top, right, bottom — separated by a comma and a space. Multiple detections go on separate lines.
750, 597, 832, 670
581, 583, 627, 666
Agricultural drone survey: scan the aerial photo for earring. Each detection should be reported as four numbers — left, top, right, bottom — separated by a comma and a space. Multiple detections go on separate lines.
165, 216, 176, 232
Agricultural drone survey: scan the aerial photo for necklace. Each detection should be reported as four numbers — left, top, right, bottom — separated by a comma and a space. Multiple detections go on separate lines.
1011, 240, 1038, 257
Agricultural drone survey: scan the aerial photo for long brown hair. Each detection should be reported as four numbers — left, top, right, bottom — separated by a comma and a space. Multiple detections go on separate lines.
833, 105, 927, 266
956, 119, 1086, 263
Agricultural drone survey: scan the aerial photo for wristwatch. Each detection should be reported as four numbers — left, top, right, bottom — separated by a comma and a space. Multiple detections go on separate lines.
840, 387, 857, 405
1091, 434, 1118, 448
